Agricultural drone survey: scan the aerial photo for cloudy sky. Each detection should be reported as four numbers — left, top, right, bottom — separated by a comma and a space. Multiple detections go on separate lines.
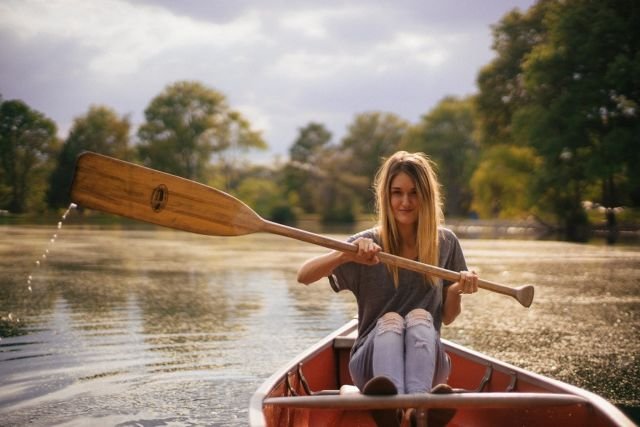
0, 0, 535, 162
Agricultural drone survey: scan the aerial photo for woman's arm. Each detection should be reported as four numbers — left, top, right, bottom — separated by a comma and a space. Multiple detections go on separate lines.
297, 237, 381, 285
442, 270, 478, 325
297, 250, 347, 285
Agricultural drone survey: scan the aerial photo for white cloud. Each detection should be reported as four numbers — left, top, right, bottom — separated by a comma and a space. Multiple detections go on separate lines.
267, 28, 455, 82
277, 6, 366, 39
268, 51, 362, 81
0, 0, 264, 76
279, 10, 331, 39
377, 32, 451, 68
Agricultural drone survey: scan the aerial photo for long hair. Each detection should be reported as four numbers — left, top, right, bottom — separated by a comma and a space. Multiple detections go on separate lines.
373, 151, 443, 286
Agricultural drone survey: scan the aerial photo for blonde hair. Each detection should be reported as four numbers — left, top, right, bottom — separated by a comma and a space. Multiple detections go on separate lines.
373, 151, 443, 286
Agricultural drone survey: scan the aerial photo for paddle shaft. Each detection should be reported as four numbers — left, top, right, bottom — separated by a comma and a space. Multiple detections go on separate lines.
70, 152, 534, 308
261, 220, 533, 307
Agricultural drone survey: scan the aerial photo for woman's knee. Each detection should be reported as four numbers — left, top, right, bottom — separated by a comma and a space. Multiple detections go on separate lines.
376, 311, 404, 335
405, 309, 436, 349
405, 308, 433, 329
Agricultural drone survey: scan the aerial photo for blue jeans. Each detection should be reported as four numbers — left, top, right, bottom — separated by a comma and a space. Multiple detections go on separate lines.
349, 309, 450, 394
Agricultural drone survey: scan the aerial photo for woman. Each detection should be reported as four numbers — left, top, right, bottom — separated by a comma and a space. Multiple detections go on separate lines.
297, 151, 478, 426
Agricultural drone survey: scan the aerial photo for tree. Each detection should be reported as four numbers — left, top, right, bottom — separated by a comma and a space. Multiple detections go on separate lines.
48, 105, 131, 208
289, 122, 332, 163
312, 146, 366, 223
402, 96, 478, 217
475, 1, 550, 147
470, 145, 541, 218
516, 0, 640, 241
213, 110, 268, 191
341, 112, 409, 179
474, 0, 639, 241
471, 1, 550, 222
284, 122, 332, 214
235, 175, 294, 223
340, 112, 409, 212
137, 81, 266, 183
0, 98, 58, 213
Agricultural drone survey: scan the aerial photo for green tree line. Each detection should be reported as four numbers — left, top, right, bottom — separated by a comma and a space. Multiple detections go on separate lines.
1, 0, 638, 242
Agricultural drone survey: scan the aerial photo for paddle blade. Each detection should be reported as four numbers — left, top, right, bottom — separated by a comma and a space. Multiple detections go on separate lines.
70, 152, 266, 236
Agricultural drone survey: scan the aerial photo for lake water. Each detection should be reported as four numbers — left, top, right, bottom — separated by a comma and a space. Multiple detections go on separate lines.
1, 225, 639, 426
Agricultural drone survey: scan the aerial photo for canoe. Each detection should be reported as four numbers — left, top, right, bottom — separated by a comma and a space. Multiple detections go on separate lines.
249, 319, 634, 427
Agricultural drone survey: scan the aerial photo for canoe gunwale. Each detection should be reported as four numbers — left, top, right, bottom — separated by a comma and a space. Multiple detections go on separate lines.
263, 391, 589, 410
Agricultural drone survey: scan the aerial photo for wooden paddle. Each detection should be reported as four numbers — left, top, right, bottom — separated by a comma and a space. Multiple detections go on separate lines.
70, 152, 534, 308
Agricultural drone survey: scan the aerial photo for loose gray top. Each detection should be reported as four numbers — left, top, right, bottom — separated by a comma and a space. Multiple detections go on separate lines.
329, 227, 468, 352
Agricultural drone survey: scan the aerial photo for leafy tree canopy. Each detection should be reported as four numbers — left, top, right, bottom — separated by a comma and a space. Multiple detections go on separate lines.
283, 122, 333, 213
470, 144, 541, 218
289, 122, 332, 164
402, 96, 478, 216
341, 111, 409, 179
0, 98, 58, 213
48, 105, 131, 208
137, 81, 266, 182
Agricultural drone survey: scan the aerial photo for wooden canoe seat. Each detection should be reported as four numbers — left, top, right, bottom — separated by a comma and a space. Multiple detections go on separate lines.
333, 330, 357, 349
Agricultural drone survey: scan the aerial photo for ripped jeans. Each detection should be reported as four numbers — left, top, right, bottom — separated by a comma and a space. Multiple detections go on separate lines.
349, 309, 450, 394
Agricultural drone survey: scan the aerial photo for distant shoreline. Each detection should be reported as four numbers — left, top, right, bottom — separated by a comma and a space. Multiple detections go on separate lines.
2, 211, 638, 245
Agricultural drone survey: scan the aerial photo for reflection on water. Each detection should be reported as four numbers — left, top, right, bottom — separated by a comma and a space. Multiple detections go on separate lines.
0, 226, 639, 425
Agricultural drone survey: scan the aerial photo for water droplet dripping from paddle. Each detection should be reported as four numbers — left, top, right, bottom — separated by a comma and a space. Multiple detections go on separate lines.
27, 202, 77, 289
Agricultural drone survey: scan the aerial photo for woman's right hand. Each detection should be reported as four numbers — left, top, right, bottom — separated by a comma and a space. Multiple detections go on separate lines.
349, 237, 381, 265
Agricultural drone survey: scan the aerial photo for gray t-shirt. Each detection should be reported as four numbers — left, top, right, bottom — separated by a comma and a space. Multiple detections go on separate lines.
329, 227, 467, 352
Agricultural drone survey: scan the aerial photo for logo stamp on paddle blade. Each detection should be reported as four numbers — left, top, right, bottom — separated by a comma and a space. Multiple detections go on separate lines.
151, 184, 168, 212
